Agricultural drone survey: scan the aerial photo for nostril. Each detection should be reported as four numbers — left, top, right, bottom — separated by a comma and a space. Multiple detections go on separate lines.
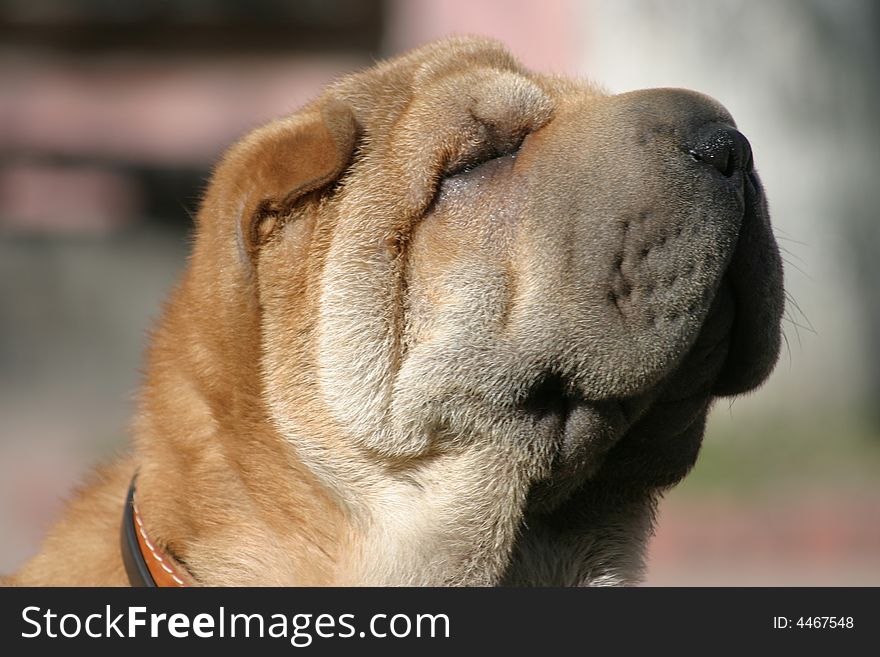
690, 126, 753, 178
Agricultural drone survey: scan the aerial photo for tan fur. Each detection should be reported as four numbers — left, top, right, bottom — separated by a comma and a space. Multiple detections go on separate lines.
4, 37, 783, 586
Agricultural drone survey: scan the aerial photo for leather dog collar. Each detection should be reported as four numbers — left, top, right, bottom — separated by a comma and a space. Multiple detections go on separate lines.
121, 477, 192, 587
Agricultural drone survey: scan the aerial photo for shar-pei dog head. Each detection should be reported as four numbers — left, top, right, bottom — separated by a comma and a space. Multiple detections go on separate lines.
7, 37, 783, 586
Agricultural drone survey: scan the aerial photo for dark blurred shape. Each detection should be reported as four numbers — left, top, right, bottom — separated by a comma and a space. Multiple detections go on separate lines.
0, 0, 384, 54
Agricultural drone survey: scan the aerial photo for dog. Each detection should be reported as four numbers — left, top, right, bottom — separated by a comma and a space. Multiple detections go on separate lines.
4, 36, 783, 586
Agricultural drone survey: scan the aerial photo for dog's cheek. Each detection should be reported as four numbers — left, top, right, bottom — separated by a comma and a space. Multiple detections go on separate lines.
405, 173, 521, 347
255, 214, 321, 346
399, 222, 514, 349
256, 213, 321, 401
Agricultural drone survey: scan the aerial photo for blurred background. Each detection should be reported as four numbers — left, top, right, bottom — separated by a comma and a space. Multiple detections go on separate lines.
1, 0, 878, 585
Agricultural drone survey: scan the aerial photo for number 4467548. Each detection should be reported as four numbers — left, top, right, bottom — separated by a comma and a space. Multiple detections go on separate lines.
796, 617, 853, 629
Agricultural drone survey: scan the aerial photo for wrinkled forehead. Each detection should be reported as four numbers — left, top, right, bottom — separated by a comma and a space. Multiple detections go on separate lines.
333, 38, 520, 109
328, 37, 599, 138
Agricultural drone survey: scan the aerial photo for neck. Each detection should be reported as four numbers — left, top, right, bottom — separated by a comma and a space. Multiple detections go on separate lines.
134, 337, 350, 585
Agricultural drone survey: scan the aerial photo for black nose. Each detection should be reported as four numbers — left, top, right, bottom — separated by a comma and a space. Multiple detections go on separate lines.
690, 125, 753, 177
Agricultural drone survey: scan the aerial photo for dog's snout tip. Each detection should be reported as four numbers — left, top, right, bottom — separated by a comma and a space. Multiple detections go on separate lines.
690, 125, 753, 177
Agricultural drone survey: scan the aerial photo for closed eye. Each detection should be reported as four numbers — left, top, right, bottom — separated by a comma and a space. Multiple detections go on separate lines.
440, 124, 529, 181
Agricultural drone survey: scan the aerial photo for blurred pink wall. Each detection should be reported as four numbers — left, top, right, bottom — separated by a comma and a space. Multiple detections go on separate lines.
385, 0, 583, 74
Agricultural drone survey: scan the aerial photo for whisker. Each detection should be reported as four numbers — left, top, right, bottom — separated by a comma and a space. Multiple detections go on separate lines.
783, 291, 816, 334
773, 227, 808, 247
774, 235, 809, 248
777, 243, 808, 268
782, 315, 813, 338
780, 327, 793, 368
781, 256, 813, 280
782, 314, 803, 350
726, 397, 737, 416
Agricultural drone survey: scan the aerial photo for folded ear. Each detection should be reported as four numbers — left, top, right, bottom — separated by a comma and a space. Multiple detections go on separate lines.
216, 96, 358, 256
